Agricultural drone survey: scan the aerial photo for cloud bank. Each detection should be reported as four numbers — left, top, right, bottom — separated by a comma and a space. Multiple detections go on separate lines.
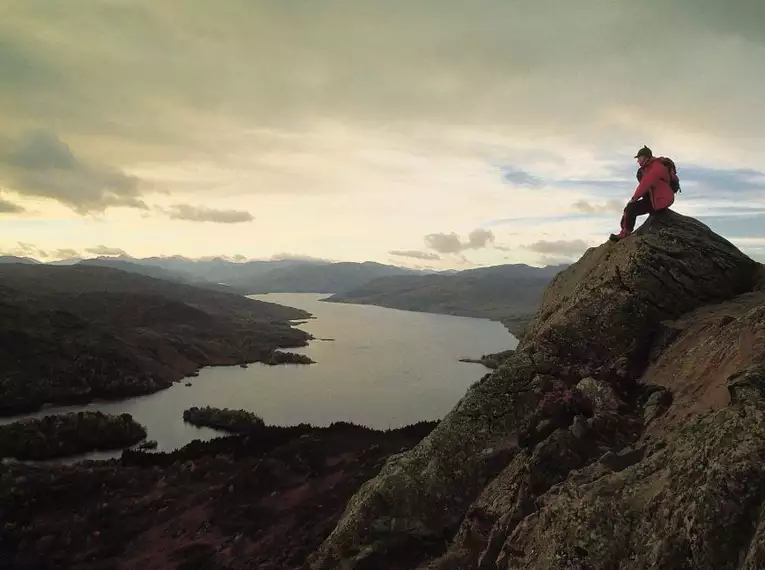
424, 228, 498, 255
389, 250, 441, 261
0, 130, 145, 214
163, 204, 254, 223
85, 245, 129, 257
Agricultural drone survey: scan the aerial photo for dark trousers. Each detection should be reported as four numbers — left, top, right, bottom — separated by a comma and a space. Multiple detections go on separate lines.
620, 196, 654, 232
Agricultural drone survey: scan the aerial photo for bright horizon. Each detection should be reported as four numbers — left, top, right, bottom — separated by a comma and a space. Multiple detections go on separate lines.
2, 1, 764, 270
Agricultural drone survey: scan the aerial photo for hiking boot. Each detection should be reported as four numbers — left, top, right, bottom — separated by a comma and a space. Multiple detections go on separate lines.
609, 229, 630, 242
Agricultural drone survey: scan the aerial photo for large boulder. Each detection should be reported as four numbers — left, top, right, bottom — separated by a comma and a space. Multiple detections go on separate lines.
304, 211, 761, 570
519, 210, 759, 380
490, 401, 765, 570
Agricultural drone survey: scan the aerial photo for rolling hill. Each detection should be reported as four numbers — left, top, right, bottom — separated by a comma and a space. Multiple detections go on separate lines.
0, 264, 311, 415
76, 257, 238, 294
228, 261, 431, 294
325, 263, 568, 336
54, 256, 429, 295
0, 256, 40, 264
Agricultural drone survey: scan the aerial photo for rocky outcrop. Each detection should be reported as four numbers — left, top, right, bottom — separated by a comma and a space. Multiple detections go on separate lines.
489, 403, 765, 569
459, 350, 516, 369
306, 210, 764, 570
517, 210, 757, 379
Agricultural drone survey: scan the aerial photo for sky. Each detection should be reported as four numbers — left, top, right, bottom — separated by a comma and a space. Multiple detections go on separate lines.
1, 0, 764, 269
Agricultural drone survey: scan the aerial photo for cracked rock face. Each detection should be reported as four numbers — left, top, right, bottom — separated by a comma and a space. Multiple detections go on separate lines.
304, 211, 763, 570
493, 403, 765, 570
640, 289, 765, 437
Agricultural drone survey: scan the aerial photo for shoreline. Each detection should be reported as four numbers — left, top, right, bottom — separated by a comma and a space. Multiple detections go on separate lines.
1, 295, 515, 463
321, 295, 531, 339
0, 344, 314, 418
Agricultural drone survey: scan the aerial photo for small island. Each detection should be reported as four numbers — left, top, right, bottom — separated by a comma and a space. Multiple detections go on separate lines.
260, 350, 314, 366
0, 411, 147, 460
183, 406, 265, 433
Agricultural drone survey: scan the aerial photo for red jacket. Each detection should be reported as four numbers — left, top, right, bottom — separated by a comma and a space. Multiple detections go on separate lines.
632, 157, 675, 210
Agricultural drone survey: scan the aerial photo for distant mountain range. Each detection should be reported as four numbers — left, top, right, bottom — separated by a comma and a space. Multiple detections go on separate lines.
227, 261, 429, 294
325, 263, 569, 337
75, 258, 236, 294
0, 255, 439, 294
129, 256, 331, 285
0, 256, 41, 264
0, 254, 567, 335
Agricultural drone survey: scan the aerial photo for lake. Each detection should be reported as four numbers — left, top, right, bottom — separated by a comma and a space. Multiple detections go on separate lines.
1, 293, 517, 460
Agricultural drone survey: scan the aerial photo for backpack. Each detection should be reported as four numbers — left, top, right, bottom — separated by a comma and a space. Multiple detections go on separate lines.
635, 157, 681, 193
658, 157, 681, 193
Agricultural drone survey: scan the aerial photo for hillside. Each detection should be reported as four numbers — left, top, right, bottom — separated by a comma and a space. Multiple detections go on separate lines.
0, 264, 311, 415
76, 257, 239, 294
0, 256, 40, 264
48, 256, 431, 295
229, 261, 430, 294
77, 257, 201, 283
325, 263, 568, 336
45, 255, 331, 283
131, 255, 330, 284
0, 421, 437, 569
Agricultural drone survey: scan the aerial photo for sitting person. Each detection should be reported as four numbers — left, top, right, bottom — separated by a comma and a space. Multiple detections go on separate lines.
610, 145, 677, 242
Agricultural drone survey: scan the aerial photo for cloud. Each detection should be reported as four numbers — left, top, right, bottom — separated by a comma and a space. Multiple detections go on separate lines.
268, 252, 333, 263
526, 239, 591, 257
677, 166, 765, 196
695, 213, 765, 242
424, 232, 464, 254
164, 204, 254, 223
18, 242, 48, 258
466, 228, 495, 248
0, 130, 145, 214
572, 199, 625, 214
389, 249, 441, 260
1, 241, 49, 259
424, 228, 501, 255
538, 254, 579, 267
499, 166, 542, 188
53, 248, 80, 258
85, 245, 129, 257
3, 0, 765, 165
0, 195, 24, 213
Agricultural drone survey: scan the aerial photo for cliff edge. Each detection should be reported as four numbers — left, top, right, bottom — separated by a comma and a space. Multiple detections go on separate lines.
305, 209, 765, 570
